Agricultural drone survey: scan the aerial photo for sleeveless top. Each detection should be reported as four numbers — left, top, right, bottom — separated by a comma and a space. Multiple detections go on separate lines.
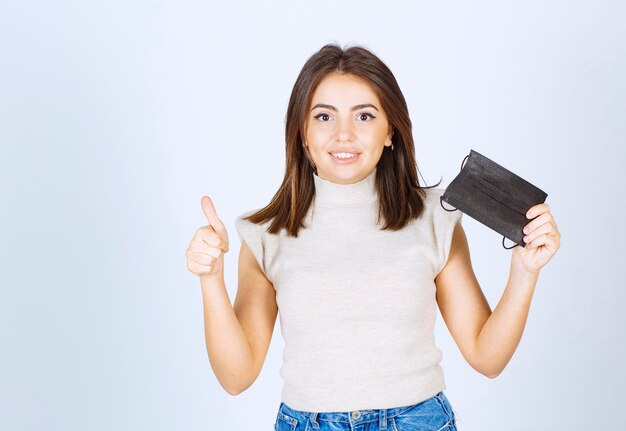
234, 167, 463, 412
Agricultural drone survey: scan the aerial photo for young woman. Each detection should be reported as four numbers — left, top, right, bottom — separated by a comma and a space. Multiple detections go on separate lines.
186, 44, 561, 431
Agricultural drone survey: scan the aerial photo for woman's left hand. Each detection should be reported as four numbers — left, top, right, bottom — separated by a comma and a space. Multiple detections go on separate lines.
511, 203, 561, 274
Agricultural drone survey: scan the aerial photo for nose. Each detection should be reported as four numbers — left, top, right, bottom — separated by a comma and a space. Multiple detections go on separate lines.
335, 117, 355, 142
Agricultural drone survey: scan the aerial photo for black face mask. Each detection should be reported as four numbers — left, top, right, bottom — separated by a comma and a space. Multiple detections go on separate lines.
440, 149, 548, 249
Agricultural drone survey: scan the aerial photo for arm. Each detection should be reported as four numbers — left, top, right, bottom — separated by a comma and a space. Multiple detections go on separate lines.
201, 241, 277, 394
472, 262, 539, 378
435, 203, 560, 378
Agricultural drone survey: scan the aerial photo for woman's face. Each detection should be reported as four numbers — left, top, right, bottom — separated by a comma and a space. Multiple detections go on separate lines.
304, 72, 393, 185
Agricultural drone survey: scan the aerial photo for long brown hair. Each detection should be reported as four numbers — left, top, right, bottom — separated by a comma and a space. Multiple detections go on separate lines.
243, 43, 441, 237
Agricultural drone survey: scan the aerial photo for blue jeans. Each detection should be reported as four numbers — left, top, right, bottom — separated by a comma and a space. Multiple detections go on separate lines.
274, 391, 458, 431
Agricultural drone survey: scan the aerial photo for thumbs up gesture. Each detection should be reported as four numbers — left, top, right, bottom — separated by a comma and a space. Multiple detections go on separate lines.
186, 196, 230, 279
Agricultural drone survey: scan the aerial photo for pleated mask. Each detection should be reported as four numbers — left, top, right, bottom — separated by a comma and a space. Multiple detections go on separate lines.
440, 149, 548, 249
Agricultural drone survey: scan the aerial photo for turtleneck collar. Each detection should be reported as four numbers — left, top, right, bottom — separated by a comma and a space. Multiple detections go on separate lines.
313, 167, 378, 207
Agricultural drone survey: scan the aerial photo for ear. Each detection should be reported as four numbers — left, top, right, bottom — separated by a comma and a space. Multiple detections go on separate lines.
385, 128, 394, 147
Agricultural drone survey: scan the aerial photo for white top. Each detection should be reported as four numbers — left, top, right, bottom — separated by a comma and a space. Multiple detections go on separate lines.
234, 167, 463, 412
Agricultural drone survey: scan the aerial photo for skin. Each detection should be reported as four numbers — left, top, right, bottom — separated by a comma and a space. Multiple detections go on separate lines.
303, 72, 394, 184
196, 72, 561, 395
436, 203, 561, 378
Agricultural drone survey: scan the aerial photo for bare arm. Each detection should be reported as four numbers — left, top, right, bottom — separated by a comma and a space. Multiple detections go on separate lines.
436, 203, 559, 378
472, 262, 539, 378
188, 197, 278, 394
201, 241, 277, 394
435, 223, 538, 378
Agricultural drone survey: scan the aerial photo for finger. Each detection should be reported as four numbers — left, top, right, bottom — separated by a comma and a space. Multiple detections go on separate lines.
201, 196, 220, 226
194, 230, 229, 253
523, 222, 554, 244
523, 212, 553, 235
190, 251, 219, 266
199, 241, 225, 258
201, 196, 228, 239
529, 233, 559, 253
527, 234, 549, 249
526, 203, 550, 219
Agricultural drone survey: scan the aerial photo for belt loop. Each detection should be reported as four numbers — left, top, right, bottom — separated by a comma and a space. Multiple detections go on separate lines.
379, 408, 388, 429
308, 411, 320, 429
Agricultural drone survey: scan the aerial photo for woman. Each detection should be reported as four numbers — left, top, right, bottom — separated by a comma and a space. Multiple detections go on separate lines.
186, 43, 561, 431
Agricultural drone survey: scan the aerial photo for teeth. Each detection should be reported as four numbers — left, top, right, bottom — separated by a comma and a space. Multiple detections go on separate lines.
332, 152, 357, 159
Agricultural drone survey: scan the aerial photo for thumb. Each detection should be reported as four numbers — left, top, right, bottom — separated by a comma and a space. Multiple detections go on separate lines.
201, 196, 228, 240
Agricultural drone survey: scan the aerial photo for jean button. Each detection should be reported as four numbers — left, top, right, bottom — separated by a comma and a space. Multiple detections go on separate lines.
351, 411, 361, 420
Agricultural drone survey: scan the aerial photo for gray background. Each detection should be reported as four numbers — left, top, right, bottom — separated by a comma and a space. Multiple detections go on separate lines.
1, 1, 624, 430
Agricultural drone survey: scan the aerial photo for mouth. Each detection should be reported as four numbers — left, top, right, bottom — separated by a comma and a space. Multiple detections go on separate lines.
328, 151, 360, 164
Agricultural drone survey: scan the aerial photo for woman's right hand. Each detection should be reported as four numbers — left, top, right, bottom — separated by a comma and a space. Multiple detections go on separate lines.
186, 196, 230, 279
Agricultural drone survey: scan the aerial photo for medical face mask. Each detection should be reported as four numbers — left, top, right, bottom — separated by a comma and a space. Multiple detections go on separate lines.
440, 149, 548, 249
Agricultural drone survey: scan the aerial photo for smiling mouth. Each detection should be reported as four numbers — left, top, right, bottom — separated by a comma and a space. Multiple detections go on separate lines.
329, 152, 359, 159
328, 152, 360, 163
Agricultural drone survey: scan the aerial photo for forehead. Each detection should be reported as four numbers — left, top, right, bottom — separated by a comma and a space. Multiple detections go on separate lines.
310, 73, 380, 105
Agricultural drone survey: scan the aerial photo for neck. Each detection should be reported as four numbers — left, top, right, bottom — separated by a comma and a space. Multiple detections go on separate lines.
313, 168, 378, 207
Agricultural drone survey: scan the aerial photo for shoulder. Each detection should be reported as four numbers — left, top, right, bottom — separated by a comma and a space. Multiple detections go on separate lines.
235, 208, 258, 224
420, 187, 450, 217
420, 188, 464, 275
422, 187, 463, 227
234, 207, 279, 242
422, 186, 445, 200
234, 208, 265, 239
235, 208, 267, 228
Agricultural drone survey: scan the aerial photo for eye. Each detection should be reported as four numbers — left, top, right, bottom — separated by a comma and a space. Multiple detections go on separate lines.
313, 113, 331, 122
358, 112, 376, 121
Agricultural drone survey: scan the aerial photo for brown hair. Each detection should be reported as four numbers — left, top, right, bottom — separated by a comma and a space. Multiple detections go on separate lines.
243, 43, 441, 237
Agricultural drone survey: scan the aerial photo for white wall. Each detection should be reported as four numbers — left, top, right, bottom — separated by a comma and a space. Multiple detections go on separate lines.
1, 1, 624, 429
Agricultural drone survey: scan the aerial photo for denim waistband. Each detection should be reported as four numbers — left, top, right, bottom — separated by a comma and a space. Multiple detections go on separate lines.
278, 391, 445, 427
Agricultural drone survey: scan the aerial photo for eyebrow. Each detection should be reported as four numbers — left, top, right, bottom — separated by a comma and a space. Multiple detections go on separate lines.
310, 103, 379, 112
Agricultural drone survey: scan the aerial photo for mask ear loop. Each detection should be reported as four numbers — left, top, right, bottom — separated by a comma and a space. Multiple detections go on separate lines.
439, 153, 471, 212
460, 153, 470, 170
502, 237, 519, 249
439, 196, 457, 212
